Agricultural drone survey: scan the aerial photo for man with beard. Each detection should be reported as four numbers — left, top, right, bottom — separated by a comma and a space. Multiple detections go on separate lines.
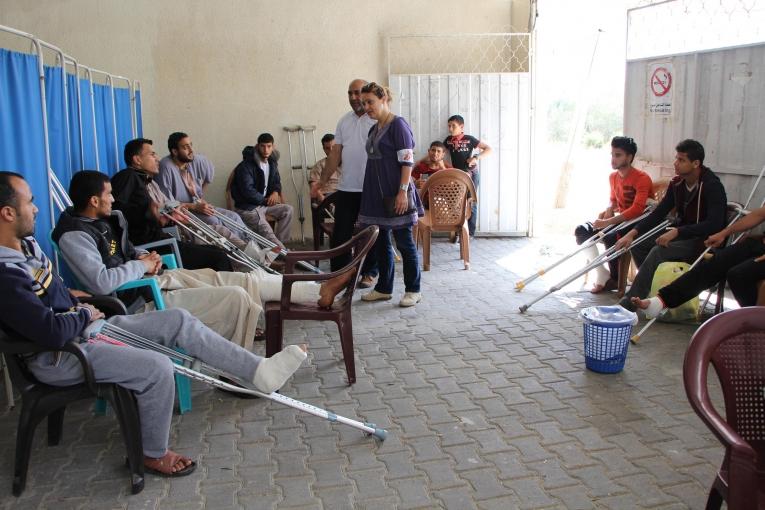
310, 79, 379, 287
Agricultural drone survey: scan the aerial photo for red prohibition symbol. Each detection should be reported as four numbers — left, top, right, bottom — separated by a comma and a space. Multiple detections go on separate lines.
651, 67, 672, 97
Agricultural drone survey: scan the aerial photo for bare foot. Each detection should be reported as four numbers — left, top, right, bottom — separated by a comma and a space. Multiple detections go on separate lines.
318, 270, 354, 308
631, 297, 650, 310
144, 450, 196, 477
591, 279, 617, 294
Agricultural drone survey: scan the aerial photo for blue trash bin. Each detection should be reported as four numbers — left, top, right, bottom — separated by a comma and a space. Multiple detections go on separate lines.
580, 306, 638, 373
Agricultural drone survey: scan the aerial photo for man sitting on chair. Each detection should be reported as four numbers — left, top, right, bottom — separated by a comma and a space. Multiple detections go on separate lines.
157, 132, 270, 251
633, 204, 765, 317
615, 139, 728, 311
0, 171, 308, 478
308, 133, 342, 205
230, 133, 294, 248
53, 171, 354, 350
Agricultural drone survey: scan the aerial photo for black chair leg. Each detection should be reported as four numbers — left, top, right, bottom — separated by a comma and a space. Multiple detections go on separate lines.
47, 407, 66, 446
336, 312, 355, 385
265, 310, 284, 358
110, 387, 144, 495
705, 484, 723, 510
13, 406, 42, 496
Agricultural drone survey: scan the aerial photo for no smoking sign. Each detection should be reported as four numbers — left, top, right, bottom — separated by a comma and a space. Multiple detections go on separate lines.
648, 62, 674, 115
651, 67, 672, 97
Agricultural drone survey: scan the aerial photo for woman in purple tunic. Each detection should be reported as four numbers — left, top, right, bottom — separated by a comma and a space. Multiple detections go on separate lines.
358, 83, 423, 307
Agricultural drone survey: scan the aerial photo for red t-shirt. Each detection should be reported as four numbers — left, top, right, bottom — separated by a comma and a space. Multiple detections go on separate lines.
609, 167, 654, 220
412, 161, 450, 180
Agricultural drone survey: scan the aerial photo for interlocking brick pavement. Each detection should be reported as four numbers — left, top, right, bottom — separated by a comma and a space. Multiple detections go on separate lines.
0, 236, 726, 509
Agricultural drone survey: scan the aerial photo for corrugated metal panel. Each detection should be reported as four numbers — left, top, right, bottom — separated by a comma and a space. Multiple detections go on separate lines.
391, 73, 532, 235
624, 44, 765, 207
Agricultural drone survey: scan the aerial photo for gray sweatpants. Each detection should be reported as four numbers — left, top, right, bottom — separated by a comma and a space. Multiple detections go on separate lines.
236, 204, 293, 248
27, 308, 262, 458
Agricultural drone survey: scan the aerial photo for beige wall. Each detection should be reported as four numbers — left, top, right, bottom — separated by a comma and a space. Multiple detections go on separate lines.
1, 0, 527, 240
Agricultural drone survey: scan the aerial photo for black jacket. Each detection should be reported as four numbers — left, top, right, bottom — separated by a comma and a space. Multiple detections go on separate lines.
111, 167, 166, 246
635, 166, 727, 240
231, 146, 282, 210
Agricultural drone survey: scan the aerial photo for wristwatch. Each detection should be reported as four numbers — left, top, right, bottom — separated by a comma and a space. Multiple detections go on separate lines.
399, 183, 409, 192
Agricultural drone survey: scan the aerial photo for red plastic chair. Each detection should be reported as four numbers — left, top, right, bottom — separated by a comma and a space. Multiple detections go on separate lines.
683, 307, 765, 510
265, 226, 379, 385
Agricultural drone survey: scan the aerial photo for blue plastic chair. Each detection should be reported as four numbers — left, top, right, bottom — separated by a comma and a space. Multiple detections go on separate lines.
49, 234, 192, 414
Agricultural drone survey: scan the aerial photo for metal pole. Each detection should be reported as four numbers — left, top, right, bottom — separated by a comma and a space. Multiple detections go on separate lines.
81, 66, 100, 171
65, 58, 85, 169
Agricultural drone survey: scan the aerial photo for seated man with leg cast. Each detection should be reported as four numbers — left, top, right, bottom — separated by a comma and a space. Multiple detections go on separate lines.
633, 205, 765, 316
615, 139, 728, 311
54, 171, 353, 350
574, 136, 653, 293
0, 172, 307, 477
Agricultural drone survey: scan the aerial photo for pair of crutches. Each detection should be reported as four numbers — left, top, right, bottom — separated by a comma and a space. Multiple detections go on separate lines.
518, 217, 671, 313
210, 210, 322, 274
161, 201, 280, 275
90, 323, 387, 441
630, 164, 765, 343
283, 125, 318, 244
515, 206, 654, 292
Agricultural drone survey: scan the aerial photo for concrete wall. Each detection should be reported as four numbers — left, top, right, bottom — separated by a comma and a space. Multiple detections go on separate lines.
624, 44, 765, 209
1, 0, 528, 240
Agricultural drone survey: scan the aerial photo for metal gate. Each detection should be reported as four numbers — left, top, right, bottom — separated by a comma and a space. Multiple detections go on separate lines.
388, 34, 533, 236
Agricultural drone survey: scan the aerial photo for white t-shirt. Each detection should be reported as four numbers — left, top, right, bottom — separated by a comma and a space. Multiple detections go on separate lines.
257, 157, 270, 194
334, 111, 376, 192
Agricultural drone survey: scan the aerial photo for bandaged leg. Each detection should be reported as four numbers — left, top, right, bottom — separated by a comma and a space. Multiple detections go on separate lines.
631, 295, 666, 319
583, 245, 611, 287
252, 345, 308, 393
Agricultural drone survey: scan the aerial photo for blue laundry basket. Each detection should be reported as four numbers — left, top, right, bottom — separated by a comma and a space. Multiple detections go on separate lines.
580, 306, 638, 374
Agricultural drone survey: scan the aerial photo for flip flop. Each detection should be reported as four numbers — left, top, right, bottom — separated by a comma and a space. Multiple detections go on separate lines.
144, 452, 197, 478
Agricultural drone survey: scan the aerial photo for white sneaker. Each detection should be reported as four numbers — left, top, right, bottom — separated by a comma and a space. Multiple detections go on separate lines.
399, 292, 422, 307
361, 290, 393, 302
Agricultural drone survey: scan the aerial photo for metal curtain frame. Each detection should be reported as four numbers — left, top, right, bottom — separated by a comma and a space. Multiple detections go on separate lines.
89, 67, 131, 172
63, 56, 85, 169
132, 80, 141, 137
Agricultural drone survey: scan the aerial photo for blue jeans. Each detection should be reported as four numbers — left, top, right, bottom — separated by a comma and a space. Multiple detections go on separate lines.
374, 226, 421, 294
468, 170, 479, 236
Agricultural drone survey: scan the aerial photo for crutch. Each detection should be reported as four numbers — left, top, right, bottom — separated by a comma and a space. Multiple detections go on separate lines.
93, 324, 388, 441
211, 210, 322, 274
161, 203, 280, 275
515, 208, 652, 291
519, 220, 671, 313
284, 126, 307, 243
630, 199, 765, 344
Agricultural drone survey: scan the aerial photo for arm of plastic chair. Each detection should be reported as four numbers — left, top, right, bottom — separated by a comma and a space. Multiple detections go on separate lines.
116, 278, 166, 310
60, 341, 98, 394
78, 296, 128, 317
161, 254, 177, 270
136, 238, 184, 269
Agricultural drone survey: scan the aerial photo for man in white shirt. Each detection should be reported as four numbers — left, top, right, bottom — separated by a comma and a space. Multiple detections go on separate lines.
311, 79, 378, 286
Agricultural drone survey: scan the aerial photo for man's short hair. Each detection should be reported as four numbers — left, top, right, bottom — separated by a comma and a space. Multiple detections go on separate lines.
447, 115, 465, 125
430, 141, 446, 150
167, 132, 189, 153
0, 171, 24, 208
675, 139, 705, 164
70, 170, 110, 212
257, 133, 274, 145
611, 136, 637, 157
321, 133, 335, 145
124, 138, 153, 167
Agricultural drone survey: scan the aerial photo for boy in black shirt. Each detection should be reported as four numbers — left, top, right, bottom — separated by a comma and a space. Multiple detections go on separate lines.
443, 115, 492, 236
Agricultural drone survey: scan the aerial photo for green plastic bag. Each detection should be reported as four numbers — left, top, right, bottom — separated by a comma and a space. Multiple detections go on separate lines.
648, 261, 698, 322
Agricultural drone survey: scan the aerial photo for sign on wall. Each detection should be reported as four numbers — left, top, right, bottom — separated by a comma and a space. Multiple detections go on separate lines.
648, 62, 673, 115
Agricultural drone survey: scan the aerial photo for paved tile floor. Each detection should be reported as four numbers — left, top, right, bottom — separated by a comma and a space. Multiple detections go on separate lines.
0, 236, 725, 509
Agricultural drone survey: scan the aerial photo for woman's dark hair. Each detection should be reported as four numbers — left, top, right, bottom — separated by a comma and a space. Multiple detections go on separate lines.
124, 138, 153, 167
675, 139, 705, 164
69, 170, 110, 212
611, 136, 638, 157
168, 131, 189, 153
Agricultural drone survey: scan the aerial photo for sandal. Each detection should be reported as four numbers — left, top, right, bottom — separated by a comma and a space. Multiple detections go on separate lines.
144, 450, 197, 477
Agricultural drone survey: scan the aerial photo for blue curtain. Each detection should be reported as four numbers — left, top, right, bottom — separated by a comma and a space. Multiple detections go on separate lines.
0, 49, 54, 257
79, 78, 98, 170
65, 72, 84, 174
136, 89, 143, 137
93, 83, 118, 175
114, 86, 133, 166
44, 65, 73, 190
